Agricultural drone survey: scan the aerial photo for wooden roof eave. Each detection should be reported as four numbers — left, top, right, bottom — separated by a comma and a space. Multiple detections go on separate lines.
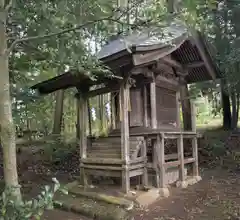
132, 35, 188, 67
190, 31, 218, 81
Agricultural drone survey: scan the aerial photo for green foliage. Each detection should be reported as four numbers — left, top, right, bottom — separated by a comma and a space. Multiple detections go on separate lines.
202, 130, 228, 160
44, 135, 77, 164
0, 178, 68, 220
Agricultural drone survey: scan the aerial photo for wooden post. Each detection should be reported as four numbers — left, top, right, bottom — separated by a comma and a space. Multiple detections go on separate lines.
111, 93, 116, 130
191, 101, 199, 177
191, 101, 196, 133
150, 74, 157, 129
176, 91, 181, 129
120, 81, 130, 193
142, 139, 148, 187
143, 85, 148, 127
158, 134, 165, 188
79, 94, 88, 186
153, 139, 160, 188
177, 134, 185, 181
76, 96, 80, 139
87, 99, 92, 137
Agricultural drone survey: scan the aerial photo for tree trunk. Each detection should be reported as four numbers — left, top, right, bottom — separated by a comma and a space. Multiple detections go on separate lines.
221, 80, 231, 130
52, 89, 64, 134
167, 0, 174, 13
0, 9, 21, 198
231, 90, 239, 130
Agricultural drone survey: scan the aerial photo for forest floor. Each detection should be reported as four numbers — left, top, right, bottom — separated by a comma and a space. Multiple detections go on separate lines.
29, 168, 240, 220
1, 129, 240, 220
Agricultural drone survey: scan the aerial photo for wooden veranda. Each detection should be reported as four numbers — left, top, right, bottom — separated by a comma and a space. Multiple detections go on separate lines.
32, 23, 221, 195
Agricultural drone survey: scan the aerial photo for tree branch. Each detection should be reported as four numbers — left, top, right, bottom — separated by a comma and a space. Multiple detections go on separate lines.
4, 0, 12, 11
7, 17, 110, 54
7, 0, 146, 55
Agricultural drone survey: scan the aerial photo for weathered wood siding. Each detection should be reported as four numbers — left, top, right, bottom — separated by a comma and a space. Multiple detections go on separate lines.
129, 88, 144, 127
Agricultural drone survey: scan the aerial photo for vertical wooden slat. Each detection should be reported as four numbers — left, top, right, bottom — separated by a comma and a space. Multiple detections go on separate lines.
150, 74, 157, 129
177, 134, 185, 181
120, 81, 130, 193
143, 85, 148, 127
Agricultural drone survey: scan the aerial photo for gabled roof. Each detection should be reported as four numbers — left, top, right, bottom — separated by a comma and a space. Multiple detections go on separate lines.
97, 22, 221, 84
31, 22, 222, 95
98, 22, 188, 60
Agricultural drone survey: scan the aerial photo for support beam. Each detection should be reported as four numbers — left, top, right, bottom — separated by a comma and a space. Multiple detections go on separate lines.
187, 61, 205, 69
150, 73, 157, 129
162, 56, 184, 70
120, 81, 130, 193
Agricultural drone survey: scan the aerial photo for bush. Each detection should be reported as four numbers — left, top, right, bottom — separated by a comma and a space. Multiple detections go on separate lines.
0, 178, 67, 220
44, 135, 77, 164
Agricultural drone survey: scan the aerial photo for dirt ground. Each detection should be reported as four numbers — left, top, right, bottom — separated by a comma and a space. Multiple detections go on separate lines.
134, 168, 240, 220
2, 132, 240, 220
40, 168, 240, 220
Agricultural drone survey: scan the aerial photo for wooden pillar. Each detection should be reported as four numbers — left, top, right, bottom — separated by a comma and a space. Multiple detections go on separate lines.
176, 91, 181, 129
142, 139, 148, 187
111, 93, 116, 130
158, 134, 165, 188
120, 81, 130, 193
191, 101, 199, 177
79, 94, 88, 186
153, 139, 160, 188
76, 96, 80, 139
150, 74, 157, 129
87, 99, 92, 137
177, 134, 185, 181
191, 101, 197, 133
143, 85, 148, 127
179, 78, 192, 131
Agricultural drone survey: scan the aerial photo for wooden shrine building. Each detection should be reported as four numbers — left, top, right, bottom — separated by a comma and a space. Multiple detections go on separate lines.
32, 23, 221, 195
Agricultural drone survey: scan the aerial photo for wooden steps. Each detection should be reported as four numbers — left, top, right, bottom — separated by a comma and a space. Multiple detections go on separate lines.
87, 136, 144, 160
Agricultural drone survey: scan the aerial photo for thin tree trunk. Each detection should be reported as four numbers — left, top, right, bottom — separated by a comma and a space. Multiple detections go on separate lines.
87, 99, 92, 136
0, 8, 20, 198
52, 89, 64, 134
221, 80, 231, 130
231, 90, 237, 130
231, 90, 239, 130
